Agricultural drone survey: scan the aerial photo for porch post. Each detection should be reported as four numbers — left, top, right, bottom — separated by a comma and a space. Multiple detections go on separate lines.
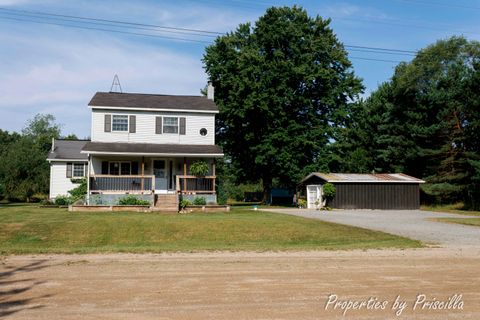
183, 157, 187, 193
212, 158, 216, 193
141, 156, 145, 192
86, 154, 91, 205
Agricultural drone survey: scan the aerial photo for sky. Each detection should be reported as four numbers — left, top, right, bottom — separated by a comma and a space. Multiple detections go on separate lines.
0, 0, 479, 137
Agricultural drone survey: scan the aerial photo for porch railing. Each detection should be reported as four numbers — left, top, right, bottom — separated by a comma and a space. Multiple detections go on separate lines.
90, 175, 154, 193
176, 175, 216, 194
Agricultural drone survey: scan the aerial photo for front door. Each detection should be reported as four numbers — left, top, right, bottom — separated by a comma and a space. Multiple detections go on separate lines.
153, 160, 167, 193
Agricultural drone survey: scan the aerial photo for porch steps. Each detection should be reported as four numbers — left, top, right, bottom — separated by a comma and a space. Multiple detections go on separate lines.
153, 194, 179, 212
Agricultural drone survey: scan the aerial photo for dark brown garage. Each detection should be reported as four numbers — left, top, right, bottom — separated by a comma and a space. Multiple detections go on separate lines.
300, 173, 425, 210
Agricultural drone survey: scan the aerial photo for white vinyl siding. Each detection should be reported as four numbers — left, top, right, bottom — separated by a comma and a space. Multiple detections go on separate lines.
91, 109, 215, 145
49, 161, 87, 199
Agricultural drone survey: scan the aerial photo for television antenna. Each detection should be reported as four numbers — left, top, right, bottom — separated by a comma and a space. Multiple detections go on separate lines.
110, 74, 123, 93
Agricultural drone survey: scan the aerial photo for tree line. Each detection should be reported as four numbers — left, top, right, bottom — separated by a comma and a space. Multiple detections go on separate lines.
204, 6, 480, 208
0, 114, 77, 202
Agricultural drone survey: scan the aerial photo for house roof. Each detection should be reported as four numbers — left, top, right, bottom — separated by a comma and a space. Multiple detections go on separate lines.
301, 173, 425, 184
47, 139, 89, 161
88, 92, 218, 113
81, 142, 224, 157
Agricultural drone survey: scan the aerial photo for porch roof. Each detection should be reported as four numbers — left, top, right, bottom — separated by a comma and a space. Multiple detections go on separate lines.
81, 142, 224, 157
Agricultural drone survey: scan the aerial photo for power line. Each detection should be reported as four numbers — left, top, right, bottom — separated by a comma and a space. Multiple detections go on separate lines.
0, 16, 212, 44
0, 10, 218, 38
0, 6, 418, 61
396, 0, 480, 11
0, 7, 223, 35
349, 56, 403, 63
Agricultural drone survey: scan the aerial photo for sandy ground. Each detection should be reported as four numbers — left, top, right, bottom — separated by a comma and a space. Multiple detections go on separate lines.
1, 247, 480, 319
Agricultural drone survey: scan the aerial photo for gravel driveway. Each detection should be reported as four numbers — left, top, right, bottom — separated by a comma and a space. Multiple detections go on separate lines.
263, 209, 480, 247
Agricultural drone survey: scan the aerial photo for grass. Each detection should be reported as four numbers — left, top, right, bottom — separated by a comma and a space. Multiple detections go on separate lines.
0, 204, 422, 254
434, 217, 480, 227
421, 203, 480, 216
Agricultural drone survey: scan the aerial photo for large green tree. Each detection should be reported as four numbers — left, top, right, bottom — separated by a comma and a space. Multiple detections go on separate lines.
340, 37, 480, 207
203, 6, 363, 202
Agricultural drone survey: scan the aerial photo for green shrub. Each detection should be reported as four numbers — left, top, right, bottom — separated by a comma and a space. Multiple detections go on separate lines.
54, 195, 74, 206
322, 183, 336, 201
193, 197, 207, 205
180, 199, 192, 210
118, 195, 150, 206
190, 160, 209, 176
297, 198, 307, 208
68, 178, 87, 200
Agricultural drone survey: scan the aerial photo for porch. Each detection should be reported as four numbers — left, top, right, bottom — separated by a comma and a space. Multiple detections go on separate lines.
87, 156, 217, 207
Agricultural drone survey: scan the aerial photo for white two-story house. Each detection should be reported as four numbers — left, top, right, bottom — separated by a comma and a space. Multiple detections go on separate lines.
47, 85, 223, 210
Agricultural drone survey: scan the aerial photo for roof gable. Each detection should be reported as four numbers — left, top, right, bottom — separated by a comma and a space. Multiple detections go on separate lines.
88, 92, 218, 113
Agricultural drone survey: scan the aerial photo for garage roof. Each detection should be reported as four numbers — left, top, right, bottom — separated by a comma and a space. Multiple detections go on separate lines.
301, 173, 425, 184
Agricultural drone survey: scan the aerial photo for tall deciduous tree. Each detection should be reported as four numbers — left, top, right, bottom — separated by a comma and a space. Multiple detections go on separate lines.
203, 6, 363, 202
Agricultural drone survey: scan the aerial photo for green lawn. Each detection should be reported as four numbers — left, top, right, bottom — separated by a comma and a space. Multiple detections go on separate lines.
421, 203, 480, 216
435, 217, 480, 227
0, 204, 422, 254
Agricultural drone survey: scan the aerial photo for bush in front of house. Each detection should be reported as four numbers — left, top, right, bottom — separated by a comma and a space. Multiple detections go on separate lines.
179, 199, 192, 210
118, 195, 151, 206
54, 195, 75, 206
193, 197, 207, 205
68, 178, 87, 201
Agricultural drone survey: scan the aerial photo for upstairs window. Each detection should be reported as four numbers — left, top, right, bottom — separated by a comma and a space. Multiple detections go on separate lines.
163, 117, 179, 134
112, 115, 128, 132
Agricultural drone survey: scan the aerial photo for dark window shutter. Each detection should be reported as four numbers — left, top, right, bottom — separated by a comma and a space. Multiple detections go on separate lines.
104, 114, 111, 132
129, 115, 136, 133
84, 163, 87, 177
66, 163, 72, 178
179, 117, 186, 135
131, 161, 139, 175
155, 116, 162, 134
101, 161, 109, 174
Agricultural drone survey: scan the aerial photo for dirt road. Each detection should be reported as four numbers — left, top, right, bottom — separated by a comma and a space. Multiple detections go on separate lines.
1, 248, 480, 319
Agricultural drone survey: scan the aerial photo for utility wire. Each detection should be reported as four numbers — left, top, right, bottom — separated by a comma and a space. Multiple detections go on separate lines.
0, 7, 418, 62
0, 16, 212, 44
0, 7, 223, 35
396, 0, 480, 11
0, 10, 218, 38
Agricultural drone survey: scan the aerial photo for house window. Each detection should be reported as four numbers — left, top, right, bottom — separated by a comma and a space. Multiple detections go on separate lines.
163, 117, 178, 134
108, 161, 131, 175
112, 115, 129, 132
73, 163, 85, 177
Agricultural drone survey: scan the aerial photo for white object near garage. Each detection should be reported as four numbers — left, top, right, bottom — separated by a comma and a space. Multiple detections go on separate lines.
306, 185, 323, 209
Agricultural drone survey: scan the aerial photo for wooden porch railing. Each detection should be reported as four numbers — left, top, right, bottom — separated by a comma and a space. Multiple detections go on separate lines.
176, 175, 216, 194
90, 175, 154, 193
